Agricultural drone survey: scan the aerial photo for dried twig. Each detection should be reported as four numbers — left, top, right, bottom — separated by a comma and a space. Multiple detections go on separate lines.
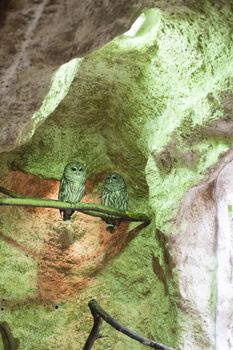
83, 300, 175, 350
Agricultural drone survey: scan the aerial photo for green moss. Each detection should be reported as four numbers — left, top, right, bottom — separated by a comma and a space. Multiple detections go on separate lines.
0, 240, 36, 301
91, 222, 179, 348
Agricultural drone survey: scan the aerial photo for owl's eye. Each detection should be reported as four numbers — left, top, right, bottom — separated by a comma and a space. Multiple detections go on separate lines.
112, 175, 117, 180
79, 167, 83, 171
72, 167, 77, 171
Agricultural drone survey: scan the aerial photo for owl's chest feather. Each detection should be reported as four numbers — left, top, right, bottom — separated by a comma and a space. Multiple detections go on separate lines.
63, 180, 85, 203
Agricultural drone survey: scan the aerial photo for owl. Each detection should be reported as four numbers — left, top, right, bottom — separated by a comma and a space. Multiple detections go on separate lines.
101, 172, 128, 232
58, 161, 86, 221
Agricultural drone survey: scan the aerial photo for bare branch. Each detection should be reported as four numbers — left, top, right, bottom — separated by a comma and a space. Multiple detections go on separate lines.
0, 186, 29, 198
83, 300, 175, 350
0, 322, 20, 350
83, 309, 103, 350
0, 186, 151, 223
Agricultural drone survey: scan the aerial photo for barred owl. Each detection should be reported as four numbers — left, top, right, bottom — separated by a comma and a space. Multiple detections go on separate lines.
101, 172, 128, 232
58, 162, 86, 221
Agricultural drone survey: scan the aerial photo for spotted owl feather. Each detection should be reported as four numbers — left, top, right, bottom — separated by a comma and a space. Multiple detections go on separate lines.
101, 173, 128, 232
58, 162, 86, 222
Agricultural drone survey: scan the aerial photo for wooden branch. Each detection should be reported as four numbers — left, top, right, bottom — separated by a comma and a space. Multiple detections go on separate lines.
0, 322, 20, 350
83, 300, 175, 350
0, 187, 113, 221
0, 186, 31, 199
0, 187, 150, 223
83, 308, 103, 350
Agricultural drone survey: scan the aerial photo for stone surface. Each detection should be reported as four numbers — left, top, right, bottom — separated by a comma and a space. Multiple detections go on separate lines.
0, 0, 141, 152
0, 1, 233, 350
214, 159, 233, 349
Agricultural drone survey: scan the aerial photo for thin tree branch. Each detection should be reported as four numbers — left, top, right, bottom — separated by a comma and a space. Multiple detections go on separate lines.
0, 186, 29, 198
0, 187, 114, 221
83, 310, 103, 350
0, 187, 151, 223
83, 300, 175, 350
0, 322, 20, 350
77, 209, 115, 220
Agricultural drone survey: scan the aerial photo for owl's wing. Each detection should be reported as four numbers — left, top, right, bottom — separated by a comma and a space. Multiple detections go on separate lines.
74, 183, 86, 203
116, 189, 128, 211
120, 190, 128, 211
58, 178, 67, 201
101, 188, 112, 207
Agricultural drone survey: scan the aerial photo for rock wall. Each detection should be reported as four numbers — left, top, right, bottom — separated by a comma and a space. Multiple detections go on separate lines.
0, 1, 233, 349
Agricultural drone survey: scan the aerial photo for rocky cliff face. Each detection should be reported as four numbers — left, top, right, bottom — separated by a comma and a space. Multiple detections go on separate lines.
0, 1, 233, 349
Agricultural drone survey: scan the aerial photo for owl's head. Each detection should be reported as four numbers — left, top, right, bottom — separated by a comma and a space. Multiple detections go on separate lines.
63, 161, 86, 182
104, 172, 126, 189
